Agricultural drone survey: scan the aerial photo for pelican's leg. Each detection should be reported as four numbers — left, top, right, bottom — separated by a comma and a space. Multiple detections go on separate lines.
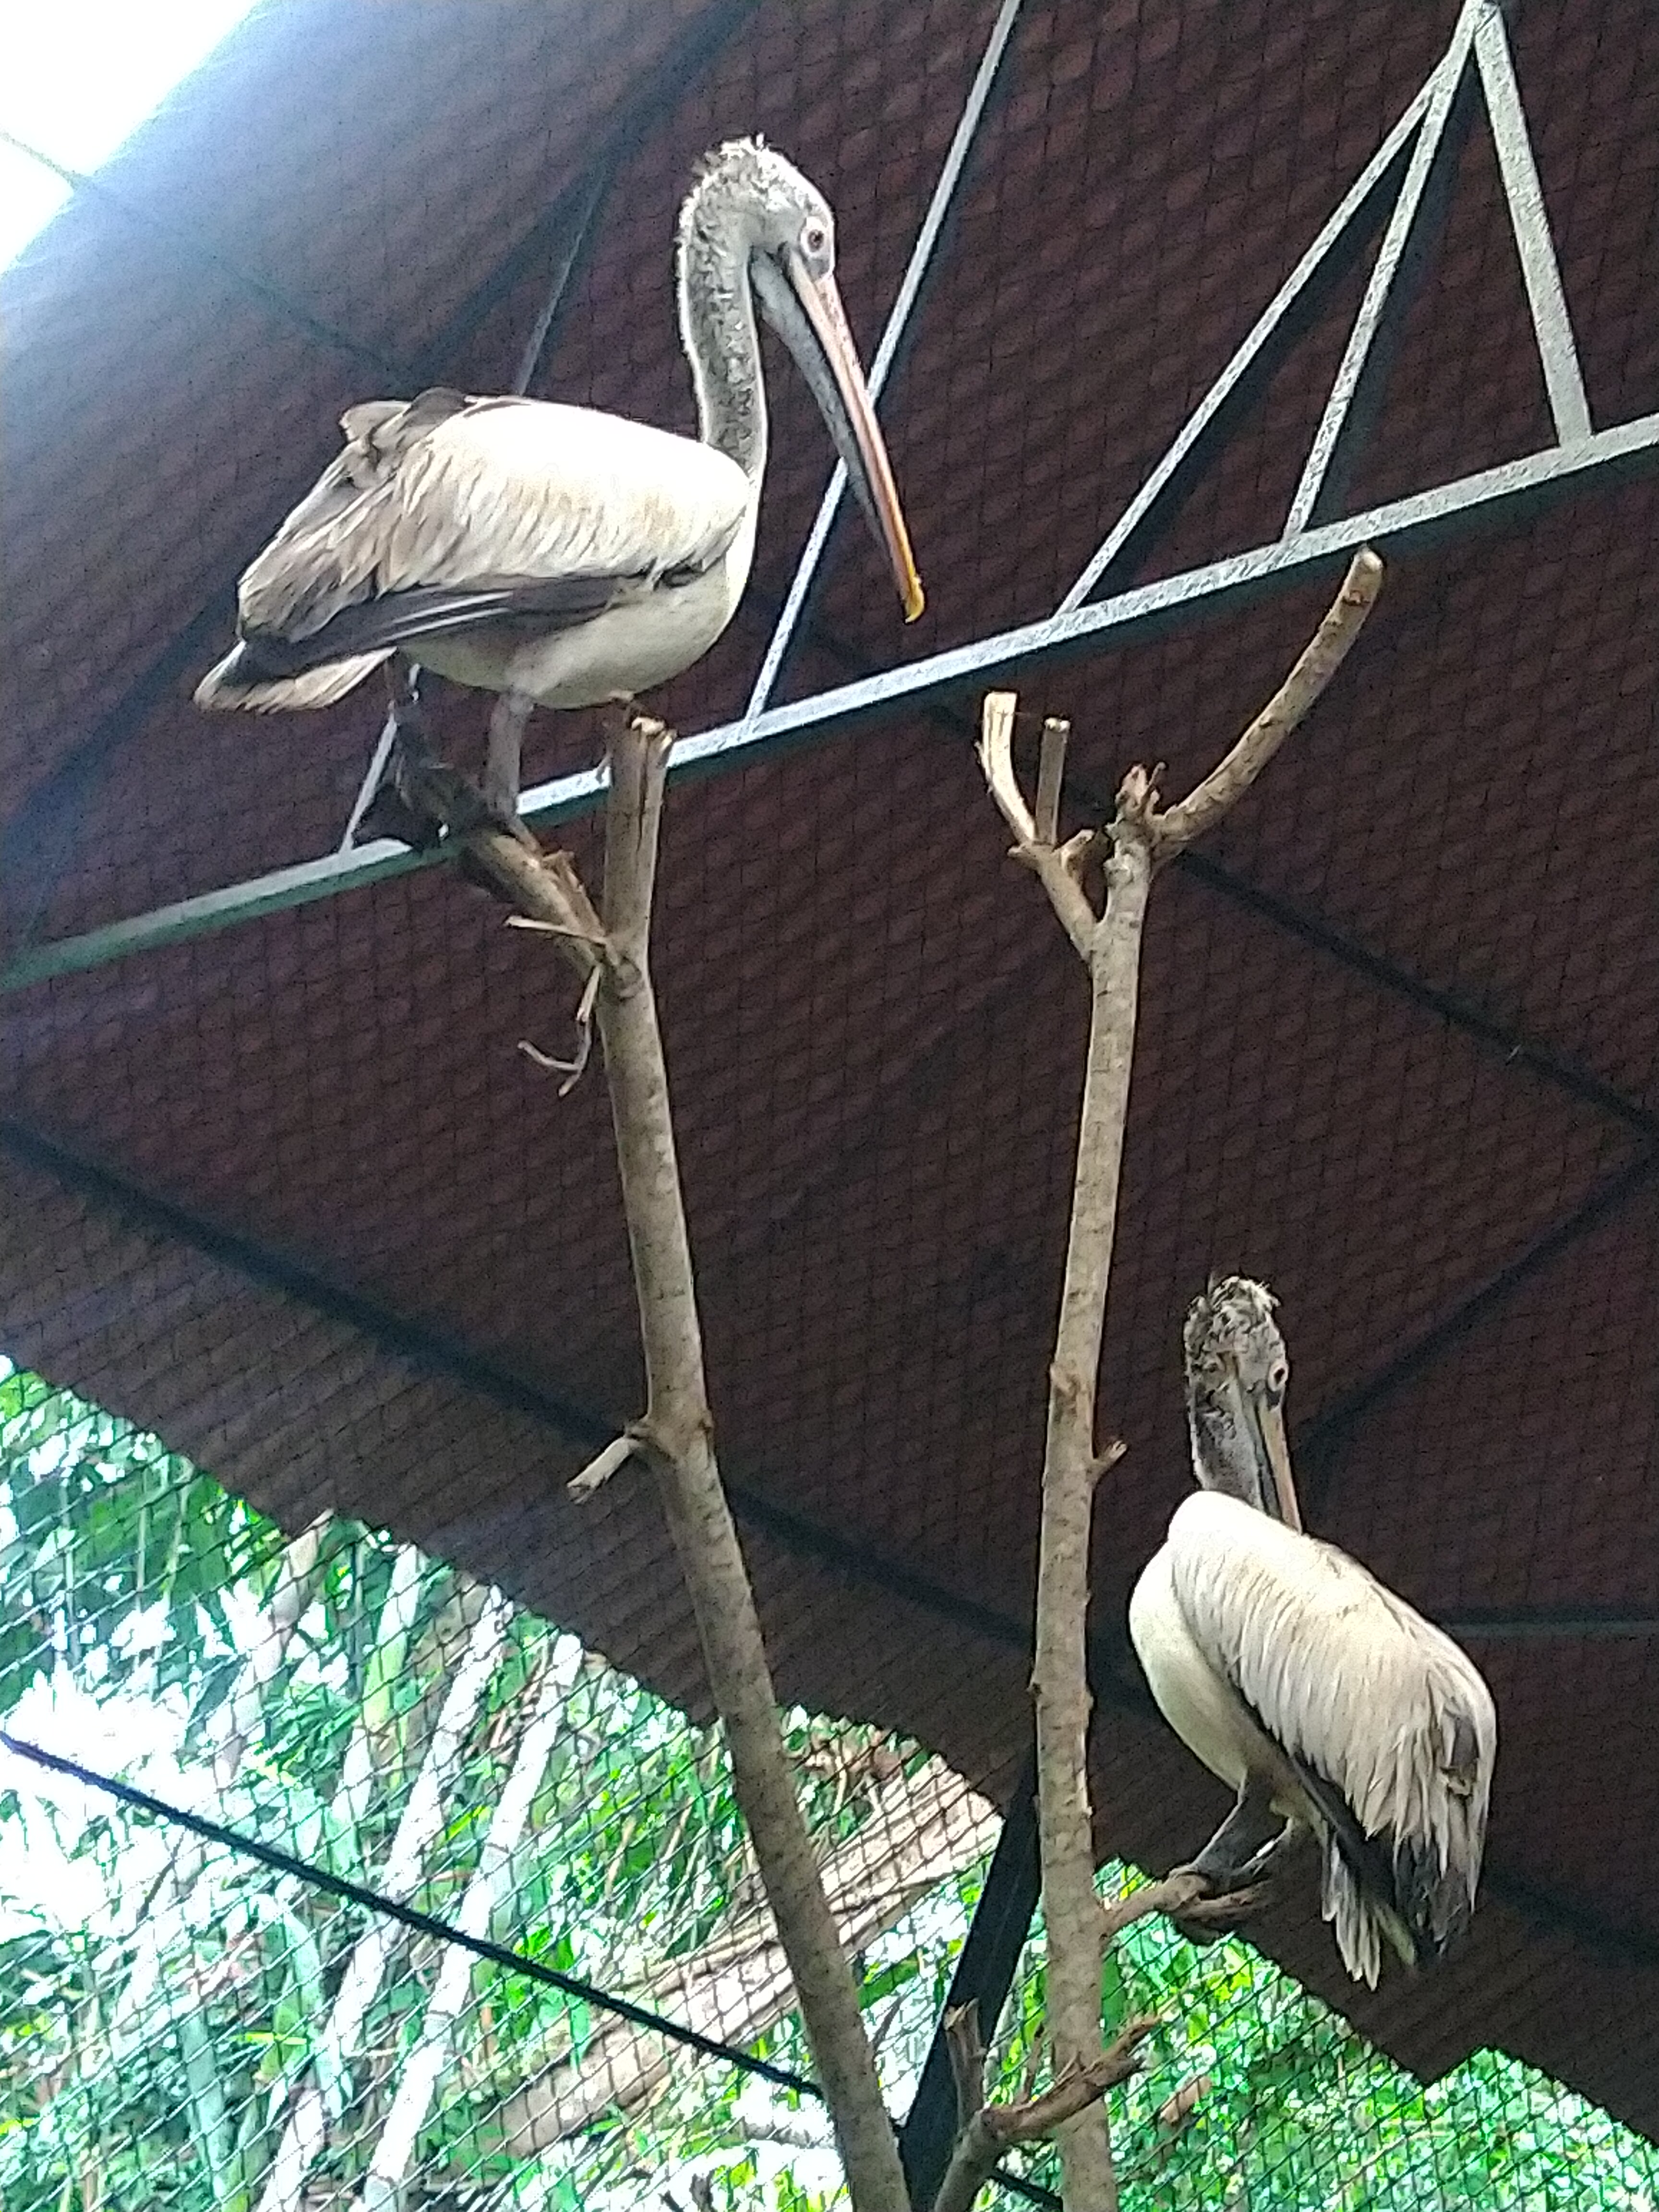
361, 660, 505, 852
358, 661, 449, 851
1165, 1777, 1302, 1945
483, 690, 534, 826
1175, 1775, 1286, 1890
1224, 1817, 1300, 1889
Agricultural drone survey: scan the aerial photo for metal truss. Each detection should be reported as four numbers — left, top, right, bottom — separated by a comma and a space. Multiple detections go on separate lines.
8, 0, 1655, 991
10, 8, 1657, 2159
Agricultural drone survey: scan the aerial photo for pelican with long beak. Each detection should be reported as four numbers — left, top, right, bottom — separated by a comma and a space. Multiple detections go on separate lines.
1128, 1277, 1497, 1985
194, 139, 923, 825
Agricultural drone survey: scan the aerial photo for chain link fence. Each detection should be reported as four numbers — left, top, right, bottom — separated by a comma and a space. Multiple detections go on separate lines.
3, 1362, 1655, 2212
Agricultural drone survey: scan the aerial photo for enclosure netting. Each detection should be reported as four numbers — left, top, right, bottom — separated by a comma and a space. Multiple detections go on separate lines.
2, 1364, 1652, 2212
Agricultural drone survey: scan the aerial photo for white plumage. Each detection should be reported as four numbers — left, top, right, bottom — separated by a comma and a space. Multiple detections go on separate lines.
212, 397, 754, 714
1129, 1279, 1496, 1985
195, 140, 922, 826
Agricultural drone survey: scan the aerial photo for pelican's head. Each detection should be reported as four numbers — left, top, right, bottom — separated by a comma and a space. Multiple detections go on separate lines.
680, 138, 924, 622
1182, 1275, 1302, 1530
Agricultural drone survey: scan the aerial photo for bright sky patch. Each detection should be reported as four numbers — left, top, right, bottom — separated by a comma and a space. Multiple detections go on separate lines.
0, 0, 261, 269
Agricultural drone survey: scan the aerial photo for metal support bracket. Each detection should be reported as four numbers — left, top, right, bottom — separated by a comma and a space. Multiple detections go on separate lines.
4, 0, 1644, 996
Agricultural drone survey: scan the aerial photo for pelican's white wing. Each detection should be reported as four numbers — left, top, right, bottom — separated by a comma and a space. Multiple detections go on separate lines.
245, 391, 748, 639
197, 390, 751, 704
1166, 1491, 1496, 1982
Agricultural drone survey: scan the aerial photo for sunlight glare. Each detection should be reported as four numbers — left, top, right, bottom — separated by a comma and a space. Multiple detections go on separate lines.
0, 0, 261, 269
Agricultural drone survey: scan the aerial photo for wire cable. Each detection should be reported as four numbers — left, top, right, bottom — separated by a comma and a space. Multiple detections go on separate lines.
0, 1728, 818, 2094
0, 1727, 1064, 2207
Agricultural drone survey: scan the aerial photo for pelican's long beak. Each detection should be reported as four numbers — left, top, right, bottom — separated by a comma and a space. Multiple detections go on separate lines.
1248, 1389, 1303, 1533
757, 251, 925, 622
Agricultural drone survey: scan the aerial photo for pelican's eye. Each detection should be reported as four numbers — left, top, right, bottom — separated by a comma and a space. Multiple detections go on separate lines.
800, 218, 830, 266
1266, 1360, 1288, 1407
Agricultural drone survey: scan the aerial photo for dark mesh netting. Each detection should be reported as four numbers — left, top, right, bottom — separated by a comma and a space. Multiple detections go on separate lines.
5, 0, 1659, 2202
4, 1368, 1657, 2210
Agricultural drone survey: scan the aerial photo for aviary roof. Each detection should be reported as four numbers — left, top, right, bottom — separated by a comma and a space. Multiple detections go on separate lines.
4, 0, 1659, 2138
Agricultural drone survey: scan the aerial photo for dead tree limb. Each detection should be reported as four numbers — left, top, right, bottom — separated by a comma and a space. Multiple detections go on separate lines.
407, 718, 908, 2212
1095, 1868, 1273, 1942
929, 2000, 1159, 2212
976, 549, 1382, 2211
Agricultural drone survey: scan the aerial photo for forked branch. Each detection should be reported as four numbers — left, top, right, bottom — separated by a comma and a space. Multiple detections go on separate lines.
929, 2001, 1159, 2212
1152, 550, 1382, 854
980, 549, 1383, 916
974, 549, 1381, 2212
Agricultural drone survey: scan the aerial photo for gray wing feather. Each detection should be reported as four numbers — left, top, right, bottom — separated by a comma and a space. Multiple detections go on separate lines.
233, 572, 641, 680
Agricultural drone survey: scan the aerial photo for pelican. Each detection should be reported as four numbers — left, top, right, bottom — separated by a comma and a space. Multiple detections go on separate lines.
1128, 1277, 1496, 1985
194, 139, 923, 826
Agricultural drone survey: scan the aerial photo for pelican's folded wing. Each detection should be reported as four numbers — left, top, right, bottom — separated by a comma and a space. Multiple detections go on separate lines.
1165, 1491, 1496, 1965
229, 390, 752, 670
228, 571, 636, 678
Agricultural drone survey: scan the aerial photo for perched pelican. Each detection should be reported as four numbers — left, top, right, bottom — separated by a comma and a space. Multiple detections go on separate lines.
194, 139, 923, 824
1129, 1277, 1496, 1985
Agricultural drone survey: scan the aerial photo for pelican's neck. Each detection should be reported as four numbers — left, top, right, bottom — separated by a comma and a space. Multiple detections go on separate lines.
1186, 1407, 1227, 1499
1186, 1395, 1256, 1514
677, 213, 768, 482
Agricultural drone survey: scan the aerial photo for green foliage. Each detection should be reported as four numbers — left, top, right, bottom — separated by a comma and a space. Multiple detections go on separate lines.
979, 1889, 1659, 2210
0, 1361, 1655, 2212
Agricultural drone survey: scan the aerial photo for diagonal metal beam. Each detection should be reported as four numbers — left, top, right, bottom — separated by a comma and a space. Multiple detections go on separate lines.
742, 0, 1027, 722
10, 406, 1659, 995
1059, 80, 1432, 610
1063, 0, 1594, 590
1283, 0, 1484, 536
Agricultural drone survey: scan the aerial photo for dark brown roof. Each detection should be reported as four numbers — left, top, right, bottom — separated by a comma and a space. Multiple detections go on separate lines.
5, 0, 1659, 2139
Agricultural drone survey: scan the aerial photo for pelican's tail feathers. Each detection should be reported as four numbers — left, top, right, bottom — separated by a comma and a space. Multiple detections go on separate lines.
1320, 1837, 1418, 1988
193, 643, 391, 712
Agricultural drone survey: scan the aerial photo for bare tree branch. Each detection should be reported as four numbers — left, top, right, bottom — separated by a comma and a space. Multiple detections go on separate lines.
978, 697, 1095, 958
974, 548, 1382, 2212
929, 2017, 1159, 2212
565, 1429, 646, 1502
945, 2002, 988, 2136
1094, 1869, 1271, 1944
586, 719, 909, 2211
414, 718, 907, 2212
1096, 1871, 1205, 1942
1151, 549, 1383, 855
1034, 717, 1069, 848
1028, 724, 1154, 2212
